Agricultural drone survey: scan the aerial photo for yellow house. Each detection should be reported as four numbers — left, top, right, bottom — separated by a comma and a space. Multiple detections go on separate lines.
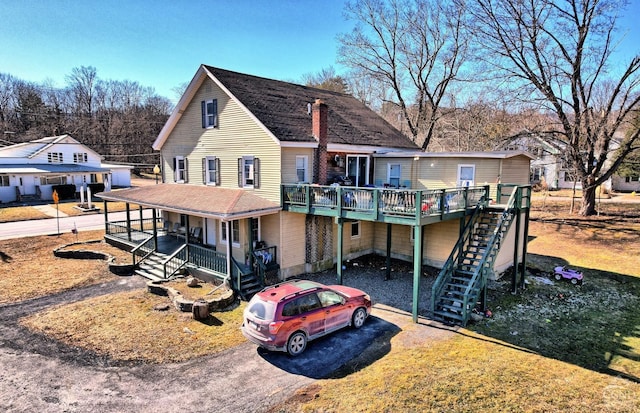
98, 65, 533, 325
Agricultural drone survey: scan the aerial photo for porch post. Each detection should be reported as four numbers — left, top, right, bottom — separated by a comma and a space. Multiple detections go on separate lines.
248, 218, 254, 269
337, 218, 344, 285
385, 223, 392, 280
152, 208, 157, 247
226, 221, 232, 281
139, 205, 143, 232
103, 200, 109, 234
185, 216, 190, 245
412, 224, 422, 323
125, 203, 131, 241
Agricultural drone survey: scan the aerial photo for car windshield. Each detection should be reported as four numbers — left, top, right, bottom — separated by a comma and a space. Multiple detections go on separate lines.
246, 297, 277, 321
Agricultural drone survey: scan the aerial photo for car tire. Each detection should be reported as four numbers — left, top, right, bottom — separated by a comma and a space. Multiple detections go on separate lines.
571, 278, 578, 285
554, 273, 562, 281
352, 307, 367, 329
287, 331, 307, 356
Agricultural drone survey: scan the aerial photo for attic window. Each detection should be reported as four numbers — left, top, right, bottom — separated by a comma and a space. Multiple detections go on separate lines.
201, 99, 218, 128
73, 152, 88, 163
47, 152, 63, 163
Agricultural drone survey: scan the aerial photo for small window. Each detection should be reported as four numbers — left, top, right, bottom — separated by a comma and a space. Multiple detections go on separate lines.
47, 152, 63, 163
204, 156, 219, 185
457, 164, 475, 187
73, 152, 88, 163
351, 221, 360, 238
201, 99, 218, 128
296, 155, 308, 183
251, 218, 260, 245
0, 175, 9, 187
238, 156, 260, 188
174, 156, 187, 183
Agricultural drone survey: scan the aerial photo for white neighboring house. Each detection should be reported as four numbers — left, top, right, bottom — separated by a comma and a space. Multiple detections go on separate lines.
0, 134, 132, 204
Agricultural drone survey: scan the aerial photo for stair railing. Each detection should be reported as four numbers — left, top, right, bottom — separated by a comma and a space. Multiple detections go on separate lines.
431, 198, 487, 312
459, 187, 519, 323
132, 235, 156, 266
163, 244, 188, 279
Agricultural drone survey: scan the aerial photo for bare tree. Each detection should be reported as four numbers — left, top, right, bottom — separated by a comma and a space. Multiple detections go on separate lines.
339, 0, 470, 150
471, 0, 640, 215
301, 66, 350, 93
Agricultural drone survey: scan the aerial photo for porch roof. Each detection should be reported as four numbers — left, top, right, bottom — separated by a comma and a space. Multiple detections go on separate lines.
96, 184, 281, 220
0, 163, 111, 174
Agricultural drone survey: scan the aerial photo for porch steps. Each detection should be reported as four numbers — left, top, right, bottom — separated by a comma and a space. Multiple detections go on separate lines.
135, 251, 177, 281
431, 202, 517, 326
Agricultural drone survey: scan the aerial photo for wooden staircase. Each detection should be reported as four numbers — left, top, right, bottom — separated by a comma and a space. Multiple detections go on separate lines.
135, 250, 184, 281
431, 190, 519, 326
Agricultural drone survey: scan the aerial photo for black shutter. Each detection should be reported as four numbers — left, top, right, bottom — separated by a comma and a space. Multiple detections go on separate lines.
213, 99, 218, 127
237, 158, 243, 187
184, 158, 189, 183
254, 158, 260, 189
202, 158, 206, 184
201, 101, 206, 128
216, 158, 221, 185
172, 157, 177, 182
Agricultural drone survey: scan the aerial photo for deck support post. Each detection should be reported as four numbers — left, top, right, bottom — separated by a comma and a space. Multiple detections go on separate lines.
520, 207, 530, 290
139, 205, 143, 232
225, 221, 233, 281
152, 209, 157, 248
412, 224, 422, 323
512, 205, 522, 294
337, 218, 344, 285
385, 223, 392, 280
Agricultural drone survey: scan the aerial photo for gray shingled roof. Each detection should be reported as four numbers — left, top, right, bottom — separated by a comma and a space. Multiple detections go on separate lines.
205, 66, 419, 150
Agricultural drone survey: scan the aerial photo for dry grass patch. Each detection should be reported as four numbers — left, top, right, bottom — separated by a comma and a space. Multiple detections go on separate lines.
0, 206, 50, 222
283, 333, 640, 413
21, 289, 246, 363
0, 230, 130, 304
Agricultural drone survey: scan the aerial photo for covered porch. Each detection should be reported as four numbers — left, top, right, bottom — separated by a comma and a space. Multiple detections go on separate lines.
96, 184, 281, 299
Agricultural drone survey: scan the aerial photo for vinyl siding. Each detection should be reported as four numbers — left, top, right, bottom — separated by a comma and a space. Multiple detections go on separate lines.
279, 211, 307, 277
281, 147, 315, 184
161, 78, 282, 202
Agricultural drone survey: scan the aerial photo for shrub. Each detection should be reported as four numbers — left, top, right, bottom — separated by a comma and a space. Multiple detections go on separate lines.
88, 183, 105, 194
52, 184, 76, 200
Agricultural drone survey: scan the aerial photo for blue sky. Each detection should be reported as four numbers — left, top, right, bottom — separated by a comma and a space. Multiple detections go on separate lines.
1, 0, 639, 104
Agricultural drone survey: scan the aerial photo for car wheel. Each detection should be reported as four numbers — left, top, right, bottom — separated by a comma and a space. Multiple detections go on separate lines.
554, 273, 562, 281
352, 307, 367, 329
571, 278, 578, 285
287, 332, 307, 356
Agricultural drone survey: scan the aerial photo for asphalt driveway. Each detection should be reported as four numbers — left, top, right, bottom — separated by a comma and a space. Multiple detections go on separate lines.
0, 275, 412, 413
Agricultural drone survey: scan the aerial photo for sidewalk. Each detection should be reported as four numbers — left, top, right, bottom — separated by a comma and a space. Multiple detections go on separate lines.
32, 204, 69, 218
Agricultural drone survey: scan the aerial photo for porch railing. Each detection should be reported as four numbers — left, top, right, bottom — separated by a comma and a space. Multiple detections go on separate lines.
282, 184, 489, 220
188, 244, 227, 274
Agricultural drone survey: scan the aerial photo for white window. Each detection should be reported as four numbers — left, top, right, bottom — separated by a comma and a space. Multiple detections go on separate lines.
174, 156, 186, 183
220, 220, 240, 246
205, 156, 219, 185
0, 175, 9, 187
351, 221, 360, 238
73, 152, 88, 163
201, 99, 218, 128
40, 175, 67, 185
47, 152, 63, 163
238, 156, 260, 188
296, 155, 308, 183
457, 164, 475, 187
387, 164, 401, 188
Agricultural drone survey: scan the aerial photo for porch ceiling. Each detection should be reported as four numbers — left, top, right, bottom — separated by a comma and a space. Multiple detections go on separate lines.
96, 184, 281, 220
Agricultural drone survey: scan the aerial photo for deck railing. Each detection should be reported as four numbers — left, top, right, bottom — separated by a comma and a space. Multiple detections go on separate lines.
188, 244, 227, 274
132, 235, 156, 266
164, 244, 188, 278
282, 184, 489, 220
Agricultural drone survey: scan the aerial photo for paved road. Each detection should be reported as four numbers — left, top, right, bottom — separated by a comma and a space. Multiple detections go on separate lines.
0, 209, 153, 241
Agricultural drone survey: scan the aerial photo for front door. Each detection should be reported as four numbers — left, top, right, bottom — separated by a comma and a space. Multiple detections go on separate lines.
347, 155, 369, 187
205, 218, 217, 247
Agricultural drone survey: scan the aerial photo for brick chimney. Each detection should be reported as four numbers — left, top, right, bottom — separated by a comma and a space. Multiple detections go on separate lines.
312, 99, 328, 185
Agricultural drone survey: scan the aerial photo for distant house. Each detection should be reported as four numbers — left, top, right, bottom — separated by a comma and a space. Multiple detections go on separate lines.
0, 134, 131, 203
97, 65, 532, 325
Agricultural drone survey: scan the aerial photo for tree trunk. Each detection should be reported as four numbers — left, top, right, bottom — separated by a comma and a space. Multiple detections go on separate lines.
579, 176, 597, 216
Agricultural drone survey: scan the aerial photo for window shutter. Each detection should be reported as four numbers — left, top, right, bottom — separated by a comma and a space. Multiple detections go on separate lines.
216, 158, 221, 185
254, 158, 260, 189
201, 101, 206, 128
172, 157, 177, 182
237, 158, 243, 187
213, 99, 218, 127
202, 158, 206, 184
184, 158, 189, 183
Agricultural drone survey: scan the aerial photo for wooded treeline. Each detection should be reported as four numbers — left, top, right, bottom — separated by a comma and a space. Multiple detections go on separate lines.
0, 66, 172, 172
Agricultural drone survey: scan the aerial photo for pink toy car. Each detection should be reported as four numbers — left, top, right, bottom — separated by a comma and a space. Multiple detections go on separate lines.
553, 266, 583, 285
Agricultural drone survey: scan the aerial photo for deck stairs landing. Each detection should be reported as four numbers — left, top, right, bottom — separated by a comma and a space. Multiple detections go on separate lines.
431, 192, 518, 326
135, 250, 182, 281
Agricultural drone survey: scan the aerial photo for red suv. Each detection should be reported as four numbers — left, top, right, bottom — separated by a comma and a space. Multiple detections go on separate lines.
241, 279, 372, 356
